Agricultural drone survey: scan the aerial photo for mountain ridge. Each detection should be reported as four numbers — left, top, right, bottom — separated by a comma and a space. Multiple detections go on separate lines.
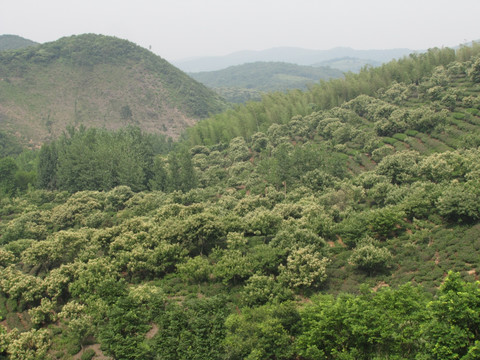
173, 46, 415, 72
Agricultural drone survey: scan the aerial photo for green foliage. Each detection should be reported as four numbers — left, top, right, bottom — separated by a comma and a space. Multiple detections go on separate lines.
376, 150, 419, 184
191, 61, 343, 103
97, 296, 151, 360
367, 206, 405, 239
1, 43, 480, 360
422, 272, 480, 359
469, 57, 480, 83
224, 303, 299, 360
437, 180, 480, 222
5, 328, 51, 360
349, 236, 393, 273
0, 157, 18, 196
80, 348, 96, 360
241, 274, 294, 306
296, 284, 429, 359
278, 245, 329, 290
153, 296, 229, 360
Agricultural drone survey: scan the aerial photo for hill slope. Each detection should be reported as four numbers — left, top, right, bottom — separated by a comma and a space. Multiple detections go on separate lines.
0, 34, 38, 51
190, 61, 344, 103
0, 34, 225, 145
1, 43, 480, 359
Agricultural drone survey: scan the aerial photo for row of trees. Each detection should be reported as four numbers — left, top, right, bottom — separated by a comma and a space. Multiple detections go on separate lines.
34, 126, 196, 193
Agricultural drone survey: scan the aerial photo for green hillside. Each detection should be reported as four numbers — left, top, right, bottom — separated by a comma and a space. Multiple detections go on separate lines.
1, 43, 480, 359
190, 61, 344, 103
0, 35, 38, 51
0, 34, 226, 146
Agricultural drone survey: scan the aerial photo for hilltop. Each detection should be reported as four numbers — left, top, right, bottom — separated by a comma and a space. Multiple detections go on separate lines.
0, 34, 38, 51
0, 34, 225, 146
190, 61, 344, 103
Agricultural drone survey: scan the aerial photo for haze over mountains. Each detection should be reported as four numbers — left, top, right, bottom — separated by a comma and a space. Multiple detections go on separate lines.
173, 46, 415, 72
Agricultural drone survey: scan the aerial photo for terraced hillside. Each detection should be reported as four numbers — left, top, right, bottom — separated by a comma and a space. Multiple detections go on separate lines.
1, 44, 480, 359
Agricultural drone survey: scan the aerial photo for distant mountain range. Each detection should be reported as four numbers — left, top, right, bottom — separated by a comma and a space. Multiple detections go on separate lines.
172, 46, 415, 72
0, 34, 225, 146
312, 57, 383, 73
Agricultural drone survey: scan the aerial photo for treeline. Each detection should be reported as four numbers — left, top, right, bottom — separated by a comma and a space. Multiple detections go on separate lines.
183, 44, 480, 146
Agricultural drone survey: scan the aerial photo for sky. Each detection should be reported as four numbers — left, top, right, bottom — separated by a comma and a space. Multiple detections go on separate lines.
1, 0, 479, 62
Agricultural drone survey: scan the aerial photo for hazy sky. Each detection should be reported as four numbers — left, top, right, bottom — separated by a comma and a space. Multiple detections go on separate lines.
1, 0, 479, 61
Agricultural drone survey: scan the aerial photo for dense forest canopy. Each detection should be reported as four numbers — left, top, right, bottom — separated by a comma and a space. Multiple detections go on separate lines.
1, 43, 480, 359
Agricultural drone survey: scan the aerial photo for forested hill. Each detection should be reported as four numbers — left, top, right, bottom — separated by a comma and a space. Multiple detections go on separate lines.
1, 43, 480, 359
190, 62, 344, 103
0, 35, 38, 51
183, 45, 480, 146
0, 34, 226, 146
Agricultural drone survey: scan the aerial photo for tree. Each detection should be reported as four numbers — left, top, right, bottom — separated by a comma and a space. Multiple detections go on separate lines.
149, 156, 168, 191
241, 274, 293, 306
422, 272, 480, 359
0, 157, 18, 196
97, 296, 151, 360
376, 151, 419, 184
153, 297, 228, 360
278, 245, 329, 290
224, 303, 298, 360
349, 236, 393, 274
5, 328, 51, 360
178, 149, 197, 192
296, 284, 429, 359
469, 57, 480, 83
437, 180, 480, 222
36, 142, 57, 190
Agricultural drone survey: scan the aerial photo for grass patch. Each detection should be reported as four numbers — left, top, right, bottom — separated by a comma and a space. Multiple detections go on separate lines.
415, 133, 452, 152
405, 129, 419, 137
382, 137, 397, 145
465, 108, 480, 116
393, 141, 409, 151
393, 133, 407, 141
